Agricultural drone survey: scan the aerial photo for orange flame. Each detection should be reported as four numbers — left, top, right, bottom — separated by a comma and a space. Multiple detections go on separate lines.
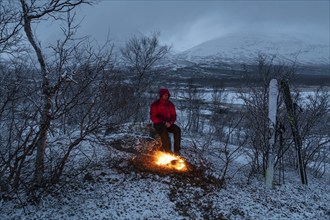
153, 151, 187, 171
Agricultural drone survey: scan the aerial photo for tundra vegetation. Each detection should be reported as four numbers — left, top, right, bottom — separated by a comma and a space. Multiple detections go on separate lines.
0, 0, 329, 217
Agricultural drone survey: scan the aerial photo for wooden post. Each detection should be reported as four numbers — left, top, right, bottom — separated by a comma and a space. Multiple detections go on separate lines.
280, 80, 307, 185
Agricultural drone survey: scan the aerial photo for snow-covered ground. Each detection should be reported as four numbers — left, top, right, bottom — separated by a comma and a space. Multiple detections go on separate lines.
1, 123, 329, 220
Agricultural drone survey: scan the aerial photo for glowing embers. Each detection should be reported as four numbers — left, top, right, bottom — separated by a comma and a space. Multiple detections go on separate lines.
153, 151, 187, 171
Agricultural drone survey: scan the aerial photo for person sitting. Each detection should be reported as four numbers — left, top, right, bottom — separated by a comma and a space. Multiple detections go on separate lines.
150, 88, 181, 155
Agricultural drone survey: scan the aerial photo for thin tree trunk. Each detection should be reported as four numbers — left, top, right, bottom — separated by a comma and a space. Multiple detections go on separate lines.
280, 80, 307, 185
21, 6, 51, 185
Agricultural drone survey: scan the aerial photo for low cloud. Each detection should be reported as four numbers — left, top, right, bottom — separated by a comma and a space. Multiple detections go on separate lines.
38, 1, 330, 51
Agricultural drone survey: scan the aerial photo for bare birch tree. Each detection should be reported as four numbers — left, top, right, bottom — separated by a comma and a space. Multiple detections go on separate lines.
18, 0, 92, 186
121, 32, 170, 92
120, 33, 170, 121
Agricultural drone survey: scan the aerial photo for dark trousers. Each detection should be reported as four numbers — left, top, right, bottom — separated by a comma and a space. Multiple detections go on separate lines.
154, 123, 181, 153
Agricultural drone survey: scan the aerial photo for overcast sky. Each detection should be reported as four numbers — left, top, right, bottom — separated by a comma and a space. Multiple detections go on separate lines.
60, 0, 330, 51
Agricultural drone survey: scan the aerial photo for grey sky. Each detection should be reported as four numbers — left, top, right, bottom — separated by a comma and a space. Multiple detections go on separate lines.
63, 0, 330, 51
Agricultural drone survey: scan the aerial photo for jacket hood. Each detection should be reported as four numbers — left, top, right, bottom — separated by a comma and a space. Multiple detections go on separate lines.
159, 88, 170, 97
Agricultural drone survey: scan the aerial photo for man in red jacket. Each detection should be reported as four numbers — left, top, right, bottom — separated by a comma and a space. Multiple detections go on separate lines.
150, 88, 181, 154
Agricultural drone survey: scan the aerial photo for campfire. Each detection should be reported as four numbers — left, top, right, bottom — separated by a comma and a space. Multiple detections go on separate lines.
131, 150, 190, 173
153, 151, 187, 171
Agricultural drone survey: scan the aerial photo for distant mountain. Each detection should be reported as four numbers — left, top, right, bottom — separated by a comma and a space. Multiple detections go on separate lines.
175, 31, 330, 66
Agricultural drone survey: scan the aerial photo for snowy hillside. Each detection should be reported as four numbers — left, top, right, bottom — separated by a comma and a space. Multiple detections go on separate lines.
177, 32, 330, 65
1, 123, 329, 220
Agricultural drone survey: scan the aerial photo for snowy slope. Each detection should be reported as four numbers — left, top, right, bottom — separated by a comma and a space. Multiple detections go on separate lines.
177, 31, 330, 65
0, 123, 329, 220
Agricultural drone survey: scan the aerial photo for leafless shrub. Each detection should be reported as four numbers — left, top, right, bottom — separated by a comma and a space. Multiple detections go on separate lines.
120, 32, 170, 122
0, 63, 39, 193
290, 88, 330, 178
0, 1, 173, 203
0, 1, 138, 202
238, 55, 295, 177
0, 0, 23, 56
240, 54, 330, 184
177, 79, 206, 133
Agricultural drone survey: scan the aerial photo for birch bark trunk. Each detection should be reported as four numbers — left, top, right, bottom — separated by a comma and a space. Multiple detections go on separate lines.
265, 79, 278, 188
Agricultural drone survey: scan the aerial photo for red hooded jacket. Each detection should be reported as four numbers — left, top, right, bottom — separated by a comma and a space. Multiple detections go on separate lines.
150, 89, 177, 125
